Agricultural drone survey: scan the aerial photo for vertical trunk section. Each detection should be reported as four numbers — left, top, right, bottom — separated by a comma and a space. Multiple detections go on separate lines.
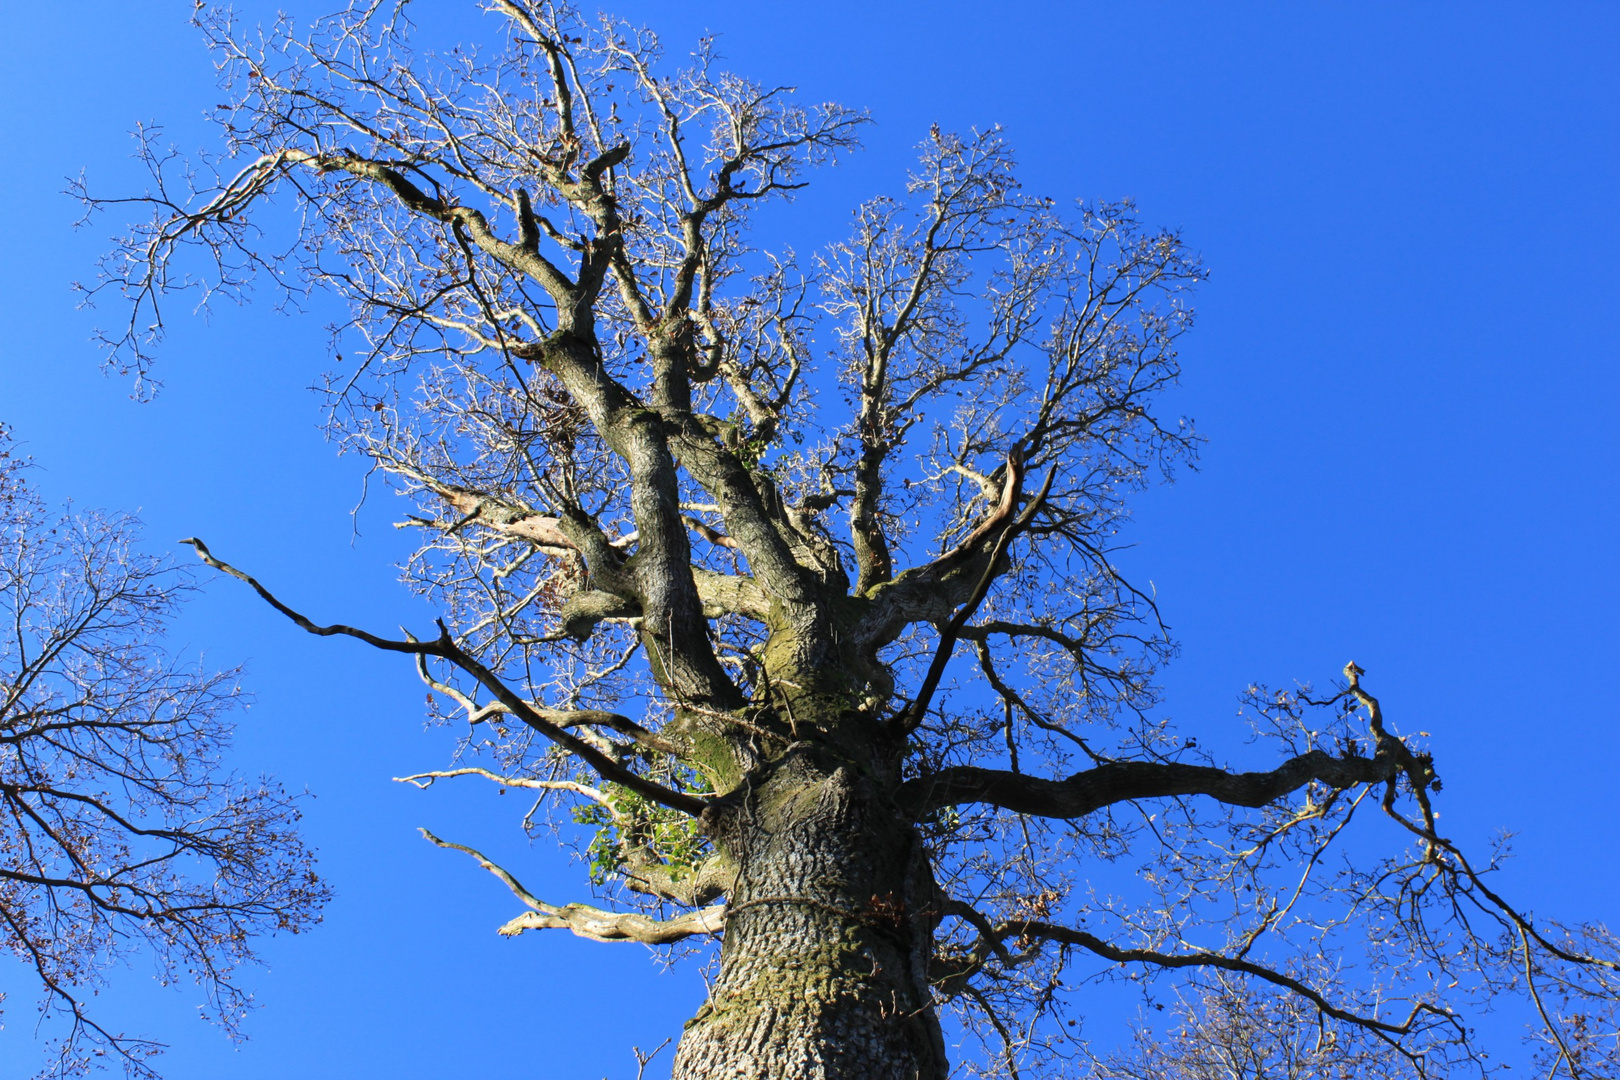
672, 755, 946, 1080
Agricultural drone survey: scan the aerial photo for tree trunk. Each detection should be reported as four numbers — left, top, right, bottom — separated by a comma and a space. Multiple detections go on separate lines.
672, 753, 947, 1080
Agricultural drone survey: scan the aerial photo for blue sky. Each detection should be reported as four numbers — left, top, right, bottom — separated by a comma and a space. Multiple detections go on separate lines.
1, 3, 1615, 1076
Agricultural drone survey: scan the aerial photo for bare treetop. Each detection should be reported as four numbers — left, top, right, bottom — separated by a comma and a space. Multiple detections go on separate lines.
80, 3, 1619, 1077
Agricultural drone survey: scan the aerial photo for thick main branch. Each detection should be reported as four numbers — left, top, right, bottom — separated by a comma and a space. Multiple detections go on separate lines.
899, 747, 1401, 821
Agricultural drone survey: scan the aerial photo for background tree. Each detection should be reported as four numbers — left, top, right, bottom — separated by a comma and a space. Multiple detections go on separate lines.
82, 2, 1618, 1077
0, 429, 328, 1079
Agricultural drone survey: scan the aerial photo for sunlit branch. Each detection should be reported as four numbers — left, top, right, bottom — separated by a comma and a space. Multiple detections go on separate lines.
421, 828, 724, 943
395, 768, 617, 814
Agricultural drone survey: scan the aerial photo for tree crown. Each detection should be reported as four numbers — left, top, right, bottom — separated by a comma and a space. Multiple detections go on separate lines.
79, 4, 1620, 1076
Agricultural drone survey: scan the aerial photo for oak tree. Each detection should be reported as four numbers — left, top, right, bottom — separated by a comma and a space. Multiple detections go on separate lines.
83, 3, 1618, 1076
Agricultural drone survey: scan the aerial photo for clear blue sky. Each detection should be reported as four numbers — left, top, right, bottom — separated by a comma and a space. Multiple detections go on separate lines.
1, 3, 1615, 1076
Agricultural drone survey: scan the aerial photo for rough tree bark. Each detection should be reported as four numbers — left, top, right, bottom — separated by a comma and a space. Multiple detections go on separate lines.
678, 756, 946, 1079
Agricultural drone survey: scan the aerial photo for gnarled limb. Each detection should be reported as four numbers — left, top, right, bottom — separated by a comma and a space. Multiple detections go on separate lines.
419, 480, 608, 557
421, 828, 724, 944
395, 768, 617, 815
899, 746, 1402, 821
401, 773, 736, 908
498, 905, 726, 944
621, 849, 734, 908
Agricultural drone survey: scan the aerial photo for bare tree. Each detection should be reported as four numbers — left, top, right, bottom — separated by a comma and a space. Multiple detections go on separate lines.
80, 3, 1618, 1077
0, 431, 328, 1078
